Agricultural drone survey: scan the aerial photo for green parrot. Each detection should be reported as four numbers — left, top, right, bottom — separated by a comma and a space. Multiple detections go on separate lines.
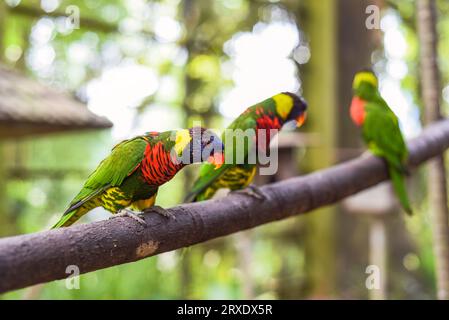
185, 92, 308, 202
52, 127, 224, 228
350, 69, 413, 215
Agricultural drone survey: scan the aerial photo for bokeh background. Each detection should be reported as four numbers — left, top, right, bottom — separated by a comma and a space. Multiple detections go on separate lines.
0, 0, 448, 299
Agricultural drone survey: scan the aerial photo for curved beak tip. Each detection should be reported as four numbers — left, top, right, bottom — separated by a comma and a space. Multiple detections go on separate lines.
296, 112, 307, 128
209, 153, 224, 170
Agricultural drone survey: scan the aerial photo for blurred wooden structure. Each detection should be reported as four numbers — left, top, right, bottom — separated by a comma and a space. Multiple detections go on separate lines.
0, 64, 112, 139
343, 182, 397, 299
0, 63, 112, 237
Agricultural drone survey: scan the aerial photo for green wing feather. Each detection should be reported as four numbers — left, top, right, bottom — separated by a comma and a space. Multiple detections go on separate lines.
185, 114, 257, 202
184, 163, 231, 202
388, 166, 413, 215
63, 137, 148, 215
363, 102, 408, 171
363, 101, 412, 214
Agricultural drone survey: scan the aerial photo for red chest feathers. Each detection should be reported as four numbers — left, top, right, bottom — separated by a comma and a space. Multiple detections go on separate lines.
140, 143, 182, 186
350, 97, 367, 126
255, 113, 282, 152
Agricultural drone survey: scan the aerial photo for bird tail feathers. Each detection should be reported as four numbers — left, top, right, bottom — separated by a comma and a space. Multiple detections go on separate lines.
51, 207, 87, 229
388, 165, 413, 215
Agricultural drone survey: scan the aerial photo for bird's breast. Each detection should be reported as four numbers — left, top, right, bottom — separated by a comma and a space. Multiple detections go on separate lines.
255, 114, 282, 151
350, 96, 367, 126
140, 143, 182, 186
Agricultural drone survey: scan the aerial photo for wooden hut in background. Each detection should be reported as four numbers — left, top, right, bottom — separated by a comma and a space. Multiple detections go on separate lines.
0, 64, 112, 138
0, 64, 112, 235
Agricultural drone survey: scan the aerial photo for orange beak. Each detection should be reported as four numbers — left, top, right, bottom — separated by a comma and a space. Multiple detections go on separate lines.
296, 112, 307, 128
208, 153, 224, 170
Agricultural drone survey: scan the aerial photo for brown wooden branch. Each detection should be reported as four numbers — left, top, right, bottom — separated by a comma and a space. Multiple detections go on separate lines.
0, 119, 449, 293
7, 4, 155, 37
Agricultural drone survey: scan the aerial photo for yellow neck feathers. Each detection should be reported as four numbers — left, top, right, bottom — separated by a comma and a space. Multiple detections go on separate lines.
273, 93, 294, 120
353, 72, 378, 89
174, 129, 192, 155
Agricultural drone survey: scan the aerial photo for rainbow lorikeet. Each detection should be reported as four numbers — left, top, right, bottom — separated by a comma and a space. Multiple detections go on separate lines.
185, 92, 307, 202
350, 69, 413, 215
52, 127, 224, 228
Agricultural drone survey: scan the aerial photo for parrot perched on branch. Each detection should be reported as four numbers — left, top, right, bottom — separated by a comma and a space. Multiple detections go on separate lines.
52, 127, 224, 228
185, 92, 308, 202
350, 69, 413, 215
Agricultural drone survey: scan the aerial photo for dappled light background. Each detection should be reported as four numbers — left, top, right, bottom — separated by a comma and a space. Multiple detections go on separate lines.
0, 0, 448, 299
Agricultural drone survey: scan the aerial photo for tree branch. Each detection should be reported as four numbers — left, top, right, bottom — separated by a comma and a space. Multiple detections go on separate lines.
1, 119, 449, 293
8, 4, 117, 33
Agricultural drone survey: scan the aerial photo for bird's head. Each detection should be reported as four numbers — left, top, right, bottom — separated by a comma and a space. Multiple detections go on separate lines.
173, 127, 224, 169
353, 68, 378, 92
272, 92, 308, 128
349, 69, 379, 127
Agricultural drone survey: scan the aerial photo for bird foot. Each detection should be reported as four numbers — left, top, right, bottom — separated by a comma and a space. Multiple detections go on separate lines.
145, 205, 176, 220
113, 209, 147, 227
231, 184, 267, 200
